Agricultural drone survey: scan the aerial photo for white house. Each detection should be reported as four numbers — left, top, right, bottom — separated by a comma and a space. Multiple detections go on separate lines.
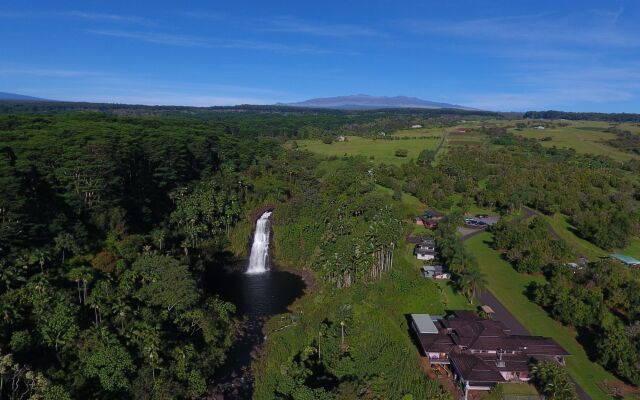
415, 249, 436, 261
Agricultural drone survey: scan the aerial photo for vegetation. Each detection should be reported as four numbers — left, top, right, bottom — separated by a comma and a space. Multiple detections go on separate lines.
529, 360, 578, 400
435, 213, 486, 302
524, 110, 640, 122
531, 260, 640, 386
0, 113, 277, 398
2, 106, 640, 399
492, 217, 573, 273
464, 234, 617, 400
293, 135, 442, 165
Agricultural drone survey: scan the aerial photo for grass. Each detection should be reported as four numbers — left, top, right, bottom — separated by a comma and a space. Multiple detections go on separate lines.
542, 213, 607, 259
465, 233, 619, 400
513, 125, 636, 161
621, 237, 640, 259
255, 237, 451, 398
392, 127, 444, 138
374, 185, 425, 216
540, 212, 640, 261
293, 135, 442, 165
435, 281, 475, 311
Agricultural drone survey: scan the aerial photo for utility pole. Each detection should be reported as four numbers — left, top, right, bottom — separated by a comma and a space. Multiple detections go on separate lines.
340, 321, 345, 350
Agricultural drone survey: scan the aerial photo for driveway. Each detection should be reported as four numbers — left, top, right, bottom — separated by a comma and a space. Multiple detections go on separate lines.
465, 207, 591, 400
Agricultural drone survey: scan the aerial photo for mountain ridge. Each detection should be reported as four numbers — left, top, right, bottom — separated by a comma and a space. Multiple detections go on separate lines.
282, 94, 476, 110
0, 91, 51, 101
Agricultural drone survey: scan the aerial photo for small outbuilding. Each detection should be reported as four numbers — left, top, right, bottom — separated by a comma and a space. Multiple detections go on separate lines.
610, 254, 640, 267
421, 265, 450, 279
410, 314, 439, 334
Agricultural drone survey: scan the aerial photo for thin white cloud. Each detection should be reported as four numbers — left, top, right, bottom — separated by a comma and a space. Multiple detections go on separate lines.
88, 29, 209, 47
73, 94, 272, 107
407, 10, 639, 48
0, 66, 105, 78
182, 11, 224, 21
68, 11, 154, 26
87, 29, 354, 55
263, 16, 386, 38
461, 64, 640, 111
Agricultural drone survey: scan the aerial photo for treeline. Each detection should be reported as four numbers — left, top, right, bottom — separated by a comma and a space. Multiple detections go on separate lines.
0, 113, 282, 398
524, 110, 640, 122
442, 143, 639, 249
0, 101, 498, 140
493, 217, 573, 273
248, 151, 450, 398
435, 213, 487, 301
375, 131, 640, 250
606, 127, 640, 155
274, 157, 403, 288
531, 260, 640, 385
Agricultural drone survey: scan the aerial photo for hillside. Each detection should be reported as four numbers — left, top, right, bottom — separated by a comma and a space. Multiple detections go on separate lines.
284, 94, 475, 110
0, 91, 49, 101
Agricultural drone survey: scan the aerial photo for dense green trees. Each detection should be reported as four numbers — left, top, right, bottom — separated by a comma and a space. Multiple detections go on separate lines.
0, 113, 271, 398
493, 217, 572, 273
532, 260, 640, 385
435, 213, 487, 302
274, 158, 403, 288
529, 360, 578, 400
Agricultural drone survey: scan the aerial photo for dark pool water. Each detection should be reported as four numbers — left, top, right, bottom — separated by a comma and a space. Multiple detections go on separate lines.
208, 264, 306, 399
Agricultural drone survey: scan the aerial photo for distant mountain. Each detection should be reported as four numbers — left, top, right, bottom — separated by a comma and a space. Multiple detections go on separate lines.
283, 94, 475, 110
0, 92, 50, 101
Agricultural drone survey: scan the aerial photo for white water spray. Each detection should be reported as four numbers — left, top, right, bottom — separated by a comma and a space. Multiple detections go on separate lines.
246, 211, 272, 274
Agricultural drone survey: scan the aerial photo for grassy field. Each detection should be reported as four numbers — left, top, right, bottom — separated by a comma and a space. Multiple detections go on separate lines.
512, 125, 636, 161
465, 233, 618, 400
541, 212, 640, 260
392, 126, 444, 137
622, 238, 640, 259
542, 213, 607, 259
293, 135, 442, 165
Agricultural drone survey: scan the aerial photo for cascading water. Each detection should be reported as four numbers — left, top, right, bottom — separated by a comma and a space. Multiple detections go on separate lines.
246, 211, 272, 274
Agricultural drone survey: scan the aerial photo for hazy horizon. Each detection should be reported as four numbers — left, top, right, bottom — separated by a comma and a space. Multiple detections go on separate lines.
2, 0, 640, 112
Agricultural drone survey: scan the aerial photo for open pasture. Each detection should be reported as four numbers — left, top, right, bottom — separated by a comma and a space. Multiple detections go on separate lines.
293, 134, 442, 165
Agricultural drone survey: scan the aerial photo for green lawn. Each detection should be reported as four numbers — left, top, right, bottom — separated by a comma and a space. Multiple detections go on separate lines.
541, 212, 640, 261
294, 135, 442, 165
513, 125, 636, 161
621, 237, 640, 259
392, 127, 444, 138
374, 184, 425, 216
465, 233, 618, 400
500, 382, 540, 395
542, 213, 607, 259
435, 281, 474, 311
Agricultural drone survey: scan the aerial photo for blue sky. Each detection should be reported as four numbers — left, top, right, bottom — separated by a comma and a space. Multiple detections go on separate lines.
1, 0, 639, 111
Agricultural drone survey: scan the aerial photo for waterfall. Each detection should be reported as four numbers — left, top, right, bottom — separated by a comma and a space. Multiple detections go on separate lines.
246, 211, 273, 274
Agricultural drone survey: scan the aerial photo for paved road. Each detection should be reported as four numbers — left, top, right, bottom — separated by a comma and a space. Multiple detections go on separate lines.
461, 207, 591, 400
476, 291, 529, 335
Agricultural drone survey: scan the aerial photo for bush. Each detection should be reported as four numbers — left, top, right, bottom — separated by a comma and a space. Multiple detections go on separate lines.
395, 149, 408, 157
530, 360, 578, 400
322, 137, 334, 144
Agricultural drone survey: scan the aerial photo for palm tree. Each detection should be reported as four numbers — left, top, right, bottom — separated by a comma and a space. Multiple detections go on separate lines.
458, 266, 487, 303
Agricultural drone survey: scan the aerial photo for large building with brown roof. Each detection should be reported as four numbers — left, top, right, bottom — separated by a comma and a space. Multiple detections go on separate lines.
410, 311, 569, 391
